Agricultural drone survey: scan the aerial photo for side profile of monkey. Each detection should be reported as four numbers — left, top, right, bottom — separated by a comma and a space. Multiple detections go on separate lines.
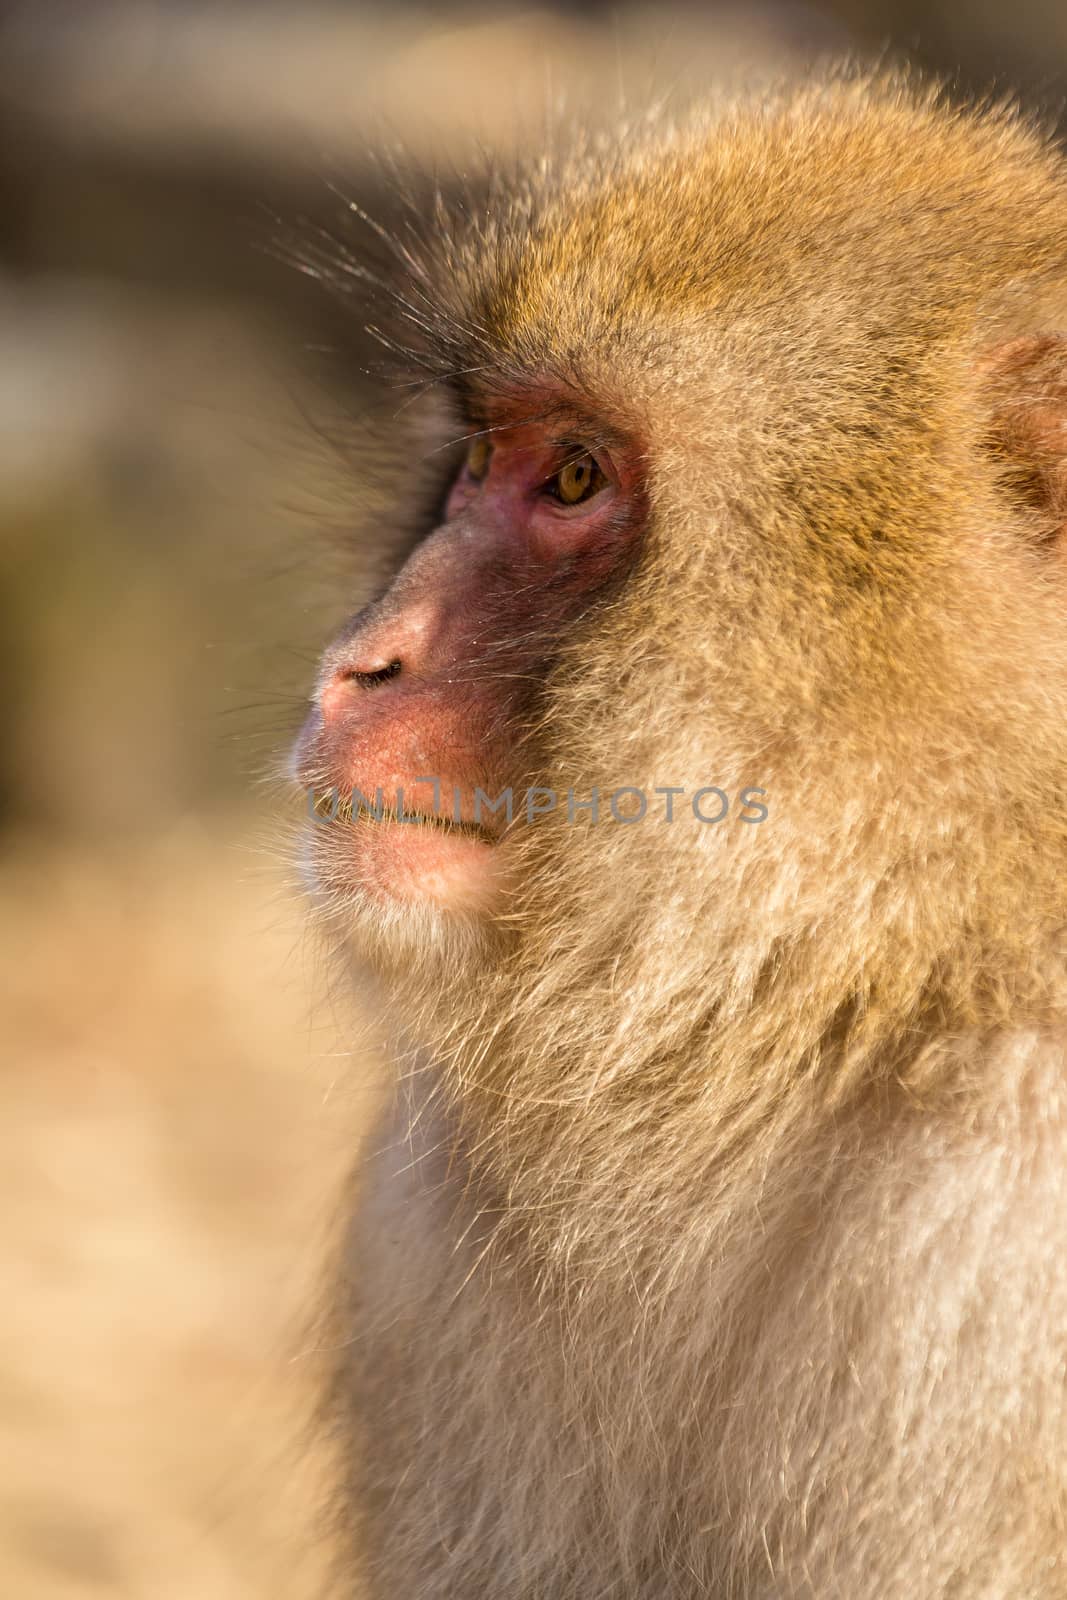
293, 74, 1067, 1597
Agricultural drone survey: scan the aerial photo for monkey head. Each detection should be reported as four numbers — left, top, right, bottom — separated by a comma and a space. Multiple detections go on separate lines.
294, 80, 1067, 1048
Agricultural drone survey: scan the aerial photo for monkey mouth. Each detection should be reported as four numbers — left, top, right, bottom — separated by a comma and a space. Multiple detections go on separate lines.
310, 789, 501, 846
376, 808, 501, 847
304, 786, 509, 914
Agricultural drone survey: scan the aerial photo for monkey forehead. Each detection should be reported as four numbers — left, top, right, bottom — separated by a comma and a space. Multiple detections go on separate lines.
450, 80, 1067, 389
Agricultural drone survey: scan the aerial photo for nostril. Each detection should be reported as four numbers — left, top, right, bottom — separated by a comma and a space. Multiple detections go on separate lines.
342, 658, 402, 689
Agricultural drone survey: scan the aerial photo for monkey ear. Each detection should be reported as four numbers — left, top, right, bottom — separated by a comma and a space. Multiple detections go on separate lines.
977, 333, 1067, 559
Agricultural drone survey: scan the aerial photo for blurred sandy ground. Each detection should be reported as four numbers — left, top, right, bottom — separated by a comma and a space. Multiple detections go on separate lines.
0, 3, 1065, 1596
0, 829, 357, 1599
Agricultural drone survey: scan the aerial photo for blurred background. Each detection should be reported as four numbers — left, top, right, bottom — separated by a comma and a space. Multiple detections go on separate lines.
1, 2, 1065, 1595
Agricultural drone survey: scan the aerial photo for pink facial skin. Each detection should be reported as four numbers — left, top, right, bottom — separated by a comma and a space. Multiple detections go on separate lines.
295, 402, 644, 912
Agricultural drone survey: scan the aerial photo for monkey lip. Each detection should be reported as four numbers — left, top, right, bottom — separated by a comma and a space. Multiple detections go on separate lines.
394, 812, 499, 844
305, 794, 505, 912
354, 815, 503, 911
312, 790, 502, 845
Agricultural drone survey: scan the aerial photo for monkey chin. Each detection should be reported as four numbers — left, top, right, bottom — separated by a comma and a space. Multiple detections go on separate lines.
304, 816, 512, 973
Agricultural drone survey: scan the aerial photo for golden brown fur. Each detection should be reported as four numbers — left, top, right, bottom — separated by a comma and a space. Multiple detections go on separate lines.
318, 76, 1067, 1596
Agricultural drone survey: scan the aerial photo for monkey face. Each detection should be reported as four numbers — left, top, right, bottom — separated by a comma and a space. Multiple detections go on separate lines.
293, 409, 643, 949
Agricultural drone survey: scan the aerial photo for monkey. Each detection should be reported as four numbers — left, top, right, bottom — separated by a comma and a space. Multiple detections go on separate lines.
292, 74, 1067, 1598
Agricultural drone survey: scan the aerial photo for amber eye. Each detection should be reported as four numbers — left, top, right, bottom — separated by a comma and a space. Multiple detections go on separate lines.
466, 436, 492, 482
549, 451, 607, 506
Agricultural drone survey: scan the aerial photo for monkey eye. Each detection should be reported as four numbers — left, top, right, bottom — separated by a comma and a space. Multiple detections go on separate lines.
544, 449, 609, 507
465, 436, 492, 482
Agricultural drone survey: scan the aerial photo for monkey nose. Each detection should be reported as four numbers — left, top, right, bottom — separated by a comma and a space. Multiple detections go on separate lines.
340, 658, 403, 689
319, 655, 403, 724
318, 594, 442, 721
